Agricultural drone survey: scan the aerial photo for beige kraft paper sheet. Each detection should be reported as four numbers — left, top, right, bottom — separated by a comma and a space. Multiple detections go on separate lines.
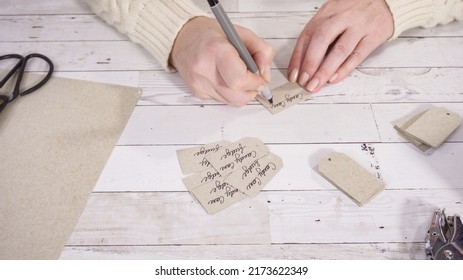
0, 73, 140, 259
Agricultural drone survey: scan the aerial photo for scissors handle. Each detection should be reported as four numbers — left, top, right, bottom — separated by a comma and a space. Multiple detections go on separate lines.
16, 53, 54, 97
0, 54, 23, 89
0, 53, 54, 113
0, 95, 8, 113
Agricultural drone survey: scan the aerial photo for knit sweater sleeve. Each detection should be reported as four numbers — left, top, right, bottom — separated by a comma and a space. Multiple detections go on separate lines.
84, 0, 207, 71
385, 0, 463, 39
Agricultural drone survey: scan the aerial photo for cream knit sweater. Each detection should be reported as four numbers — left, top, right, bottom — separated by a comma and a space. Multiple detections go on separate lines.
85, 0, 463, 71
386, 0, 463, 37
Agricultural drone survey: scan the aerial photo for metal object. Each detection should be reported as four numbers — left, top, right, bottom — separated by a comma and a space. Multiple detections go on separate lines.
0, 53, 54, 114
425, 209, 463, 260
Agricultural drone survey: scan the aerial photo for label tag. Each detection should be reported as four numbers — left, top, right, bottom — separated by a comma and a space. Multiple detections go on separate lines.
319, 152, 385, 206
225, 153, 283, 197
182, 167, 221, 191
190, 178, 247, 215
403, 107, 461, 148
206, 137, 269, 176
256, 82, 311, 114
176, 140, 230, 174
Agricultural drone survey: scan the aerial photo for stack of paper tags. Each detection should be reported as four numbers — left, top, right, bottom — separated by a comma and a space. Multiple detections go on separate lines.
395, 107, 461, 152
319, 152, 385, 206
256, 82, 311, 114
177, 137, 283, 214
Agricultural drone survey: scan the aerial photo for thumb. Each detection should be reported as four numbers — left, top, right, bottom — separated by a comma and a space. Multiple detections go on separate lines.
237, 26, 275, 82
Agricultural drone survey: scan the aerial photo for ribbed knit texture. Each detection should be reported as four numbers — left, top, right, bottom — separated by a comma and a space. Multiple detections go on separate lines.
85, 0, 207, 71
385, 0, 463, 39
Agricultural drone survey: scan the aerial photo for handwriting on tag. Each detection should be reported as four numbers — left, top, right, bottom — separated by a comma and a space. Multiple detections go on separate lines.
177, 137, 284, 215
190, 178, 247, 215
319, 152, 385, 206
206, 137, 269, 176
256, 82, 311, 114
182, 167, 221, 191
225, 153, 283, 197
176, 140, 230, 174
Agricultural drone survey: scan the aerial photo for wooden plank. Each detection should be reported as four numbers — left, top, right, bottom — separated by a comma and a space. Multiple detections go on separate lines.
193, 0, 239, 12
0, 0, 91, 15
1, 37, 462, 71
268, 190, 463, 243
0, 41, 161, 71
0, 0, 238, 15
0, 15, 126, 42
117, 104, 379, 145
4, 14, 461, 42
400, 20, 463, 37
374, 143, 463, 189
53, 71, 139, 87
94, 143, 463, 192
67, 192, 272, 246
60, 243, 426, 260
373, 103, 463, 143
66, 190, 463, 245
239, 0, 323, 12
137, 68, 463, 106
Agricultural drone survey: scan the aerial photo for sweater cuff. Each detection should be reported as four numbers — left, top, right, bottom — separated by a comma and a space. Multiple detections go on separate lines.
385, 0, 435, 39
131, 0, 207, 72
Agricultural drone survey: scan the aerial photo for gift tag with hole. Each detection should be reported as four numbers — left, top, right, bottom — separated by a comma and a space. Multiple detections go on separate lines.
319, 152, 385, 206
404, 107, 461, 148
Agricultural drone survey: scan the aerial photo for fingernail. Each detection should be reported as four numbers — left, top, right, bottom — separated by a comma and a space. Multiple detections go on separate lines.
329, 73, 338, 83
260, 65, 271, 82
298, 72, 310, 86
307, 78, 320, 92
289, 68, 299, 83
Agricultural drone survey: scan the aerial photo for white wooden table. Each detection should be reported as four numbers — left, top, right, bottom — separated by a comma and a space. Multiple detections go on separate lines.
2, 0, 462, 260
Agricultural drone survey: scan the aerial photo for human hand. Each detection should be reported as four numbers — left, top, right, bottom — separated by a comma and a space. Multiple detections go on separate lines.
288, 0, 394, 92
170, 17, 275, 106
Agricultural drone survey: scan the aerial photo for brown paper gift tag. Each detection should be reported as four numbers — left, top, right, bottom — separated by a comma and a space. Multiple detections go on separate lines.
190, 178, 247, 215
394, 111, 431, 152
176, 140, 230, 174
206, 137, 269, 176
225, 153, 283, 197
319, 152, 385, 206
182, 167, 222, 191
404, 107, 461, 148
256, 82, 311, 114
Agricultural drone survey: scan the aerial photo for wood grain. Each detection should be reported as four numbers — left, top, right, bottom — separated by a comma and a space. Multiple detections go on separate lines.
1, 0, 462, 260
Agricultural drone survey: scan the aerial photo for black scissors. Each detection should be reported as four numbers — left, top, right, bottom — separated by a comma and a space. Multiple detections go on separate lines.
0, 53, 54, 114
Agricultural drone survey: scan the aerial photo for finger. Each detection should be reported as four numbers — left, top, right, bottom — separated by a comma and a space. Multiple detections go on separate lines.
288, 24, 314, 83
238, 26, 275, 82
298, 18, 348, 87
215, 45, 266, 92
189, 74, 229, 104
330, 35, 381, 83
214, 84, 257, 107
305, 29, 363, 92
